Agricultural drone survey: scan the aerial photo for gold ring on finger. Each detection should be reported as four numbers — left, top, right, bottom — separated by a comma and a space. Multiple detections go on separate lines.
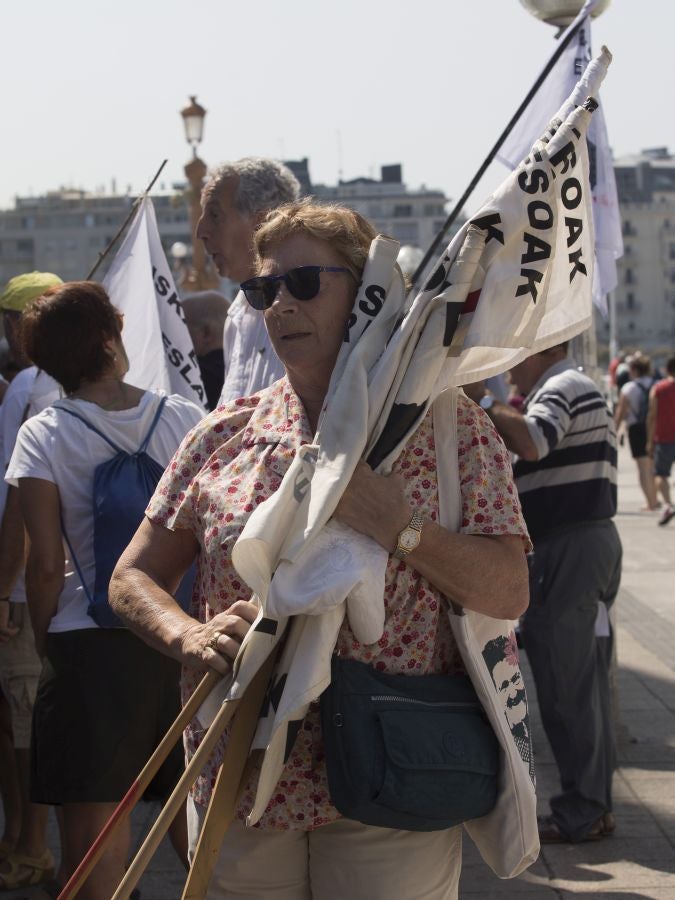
209, 632, 222, 651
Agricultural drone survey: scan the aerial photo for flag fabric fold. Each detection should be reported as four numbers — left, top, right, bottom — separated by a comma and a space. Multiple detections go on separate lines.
197, 56, 610, 877
103, 196, 207, 409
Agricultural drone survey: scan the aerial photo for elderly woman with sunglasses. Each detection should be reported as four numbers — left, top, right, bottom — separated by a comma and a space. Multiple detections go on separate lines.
111, 202, 530, 899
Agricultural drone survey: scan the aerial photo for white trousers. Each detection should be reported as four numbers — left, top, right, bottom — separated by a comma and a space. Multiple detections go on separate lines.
187, 797, 462, 900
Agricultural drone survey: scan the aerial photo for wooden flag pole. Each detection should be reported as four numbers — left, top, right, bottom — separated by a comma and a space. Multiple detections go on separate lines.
181, 648, 278, 899
57, 669, 220, 900
111, 650, 276, 900
85, 159, 168, 281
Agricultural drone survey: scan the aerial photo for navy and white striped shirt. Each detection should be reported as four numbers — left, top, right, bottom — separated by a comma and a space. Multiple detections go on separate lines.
513, 359, 617, 542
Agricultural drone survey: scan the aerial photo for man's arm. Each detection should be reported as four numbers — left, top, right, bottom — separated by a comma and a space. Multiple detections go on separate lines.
462, 384, 539, 461
482, 400, 539, 461
0, 486, 24, 642
646, 386, 658, 456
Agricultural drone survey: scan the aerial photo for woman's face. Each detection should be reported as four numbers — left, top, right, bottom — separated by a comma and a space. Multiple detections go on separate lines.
261, 233, 357, 395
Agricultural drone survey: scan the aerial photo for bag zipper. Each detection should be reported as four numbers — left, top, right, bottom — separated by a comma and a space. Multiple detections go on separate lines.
370, 695, 478, 708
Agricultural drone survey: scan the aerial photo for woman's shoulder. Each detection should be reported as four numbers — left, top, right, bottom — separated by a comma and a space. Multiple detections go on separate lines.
170, 392, 263, 452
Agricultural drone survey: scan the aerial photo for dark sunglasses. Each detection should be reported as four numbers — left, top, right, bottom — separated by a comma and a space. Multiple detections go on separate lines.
240, 265, 353, 311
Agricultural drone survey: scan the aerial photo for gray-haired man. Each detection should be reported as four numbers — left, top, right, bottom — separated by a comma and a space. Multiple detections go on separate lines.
196, 157, 301, 403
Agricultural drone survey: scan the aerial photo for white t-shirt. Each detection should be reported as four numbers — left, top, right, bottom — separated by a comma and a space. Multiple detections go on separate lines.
6, 390, 203, 632
28, 370, 62, 416
620, 376, 653, 426
219, 292, 285, 404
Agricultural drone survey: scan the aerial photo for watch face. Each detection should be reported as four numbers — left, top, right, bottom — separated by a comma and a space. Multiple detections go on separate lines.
399, 528, 419, 551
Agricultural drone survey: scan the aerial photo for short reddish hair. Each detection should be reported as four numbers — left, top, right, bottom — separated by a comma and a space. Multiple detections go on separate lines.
22, 281, 122, 393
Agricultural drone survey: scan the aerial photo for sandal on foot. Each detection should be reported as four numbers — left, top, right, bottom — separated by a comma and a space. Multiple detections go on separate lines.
0, 848, 56, 890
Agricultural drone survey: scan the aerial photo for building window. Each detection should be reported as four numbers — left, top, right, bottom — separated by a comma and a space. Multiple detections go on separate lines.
393, 204, 413, 218
17, 239, 34, 254
670, 243, 675, 260
625, 268, 634, 284
392, 222, 419, 243
626, 292, 635, 310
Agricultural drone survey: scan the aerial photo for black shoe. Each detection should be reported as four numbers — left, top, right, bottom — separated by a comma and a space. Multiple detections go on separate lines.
538, 813, 608, 844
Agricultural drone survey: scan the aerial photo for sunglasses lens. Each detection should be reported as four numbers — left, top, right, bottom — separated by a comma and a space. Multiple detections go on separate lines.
286, 267, 321, 301
242, 278, 269, 311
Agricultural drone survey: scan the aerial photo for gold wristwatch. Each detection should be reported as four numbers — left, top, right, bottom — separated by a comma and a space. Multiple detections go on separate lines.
393, 511, 424, 560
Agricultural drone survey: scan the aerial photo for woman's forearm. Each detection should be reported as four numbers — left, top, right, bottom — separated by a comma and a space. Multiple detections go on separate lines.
110, 563, 200, 661
403, 521, 529, 620
110, 527, 258, 677
335, 462, 529, 620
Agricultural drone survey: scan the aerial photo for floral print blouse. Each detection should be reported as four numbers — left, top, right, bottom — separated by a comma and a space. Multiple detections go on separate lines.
146, 376, 529, 830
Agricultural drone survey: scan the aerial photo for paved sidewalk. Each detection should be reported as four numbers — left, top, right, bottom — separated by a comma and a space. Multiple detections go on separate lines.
3, 443, 674, 898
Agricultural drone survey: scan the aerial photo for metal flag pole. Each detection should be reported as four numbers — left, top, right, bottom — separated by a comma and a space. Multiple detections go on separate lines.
409, 15, 586, 291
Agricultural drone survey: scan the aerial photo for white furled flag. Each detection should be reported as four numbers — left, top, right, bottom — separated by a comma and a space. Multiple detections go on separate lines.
496, 1, 622, 314
103, 196, 207, 409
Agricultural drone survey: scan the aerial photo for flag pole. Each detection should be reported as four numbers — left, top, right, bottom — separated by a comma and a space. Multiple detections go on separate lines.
85, 159, 168, 280
57, 669, 221, 900
410, 16, 587, 290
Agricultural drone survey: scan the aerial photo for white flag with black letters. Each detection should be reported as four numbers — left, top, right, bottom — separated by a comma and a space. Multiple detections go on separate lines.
103, 196, 207, 409
497, 0, 622, 313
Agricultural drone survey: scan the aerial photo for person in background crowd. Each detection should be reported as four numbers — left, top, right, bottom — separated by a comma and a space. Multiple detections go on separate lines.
0, 271, 63, 892
196, 157, 301, 404
180, 291, 230, 411
614, 354, 632, 394
467, 342, 621, 844
647, 355, 675, 526
614, 354, 658, 511
7, 281, 203, 899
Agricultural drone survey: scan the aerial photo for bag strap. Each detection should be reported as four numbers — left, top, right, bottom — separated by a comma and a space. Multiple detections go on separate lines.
431, 387, 461, 534
138, 395, 167, 453
59, 513, 94, 607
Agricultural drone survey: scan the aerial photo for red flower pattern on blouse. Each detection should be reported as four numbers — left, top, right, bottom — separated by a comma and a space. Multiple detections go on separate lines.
146, 377, 530, 830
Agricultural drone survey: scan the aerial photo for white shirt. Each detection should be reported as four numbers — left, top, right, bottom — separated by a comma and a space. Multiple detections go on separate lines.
219, 292, 285, 404
620, 376, 653, 426
7, 390, 203, 632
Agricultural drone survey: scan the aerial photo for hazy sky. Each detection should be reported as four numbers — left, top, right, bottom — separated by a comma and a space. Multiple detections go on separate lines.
3, 1, 669, 217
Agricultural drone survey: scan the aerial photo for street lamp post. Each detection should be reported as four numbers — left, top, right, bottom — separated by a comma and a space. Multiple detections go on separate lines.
180, 95, 219, 292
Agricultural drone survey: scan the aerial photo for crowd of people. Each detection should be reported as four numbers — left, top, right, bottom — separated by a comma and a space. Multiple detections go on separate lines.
0, 155, 671, 899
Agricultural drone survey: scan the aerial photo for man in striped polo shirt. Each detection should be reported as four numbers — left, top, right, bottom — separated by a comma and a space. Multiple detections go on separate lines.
470, 343, 622, 844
